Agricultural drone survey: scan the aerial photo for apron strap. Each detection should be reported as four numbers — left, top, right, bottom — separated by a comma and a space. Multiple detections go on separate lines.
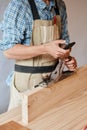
15, 63, 58, 74
28, 0, 40, 20
28, 0, 60, 20
54, 0, 60, 15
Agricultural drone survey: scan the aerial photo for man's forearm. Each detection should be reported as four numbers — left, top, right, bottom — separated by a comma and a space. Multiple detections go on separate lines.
3, 44, 47, 60
3, 40, 70, 60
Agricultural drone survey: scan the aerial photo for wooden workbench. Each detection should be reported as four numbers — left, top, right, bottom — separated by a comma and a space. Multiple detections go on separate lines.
0, 65, 87, 130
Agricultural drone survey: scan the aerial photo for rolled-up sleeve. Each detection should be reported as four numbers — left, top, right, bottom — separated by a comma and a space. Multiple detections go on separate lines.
0, 0, 26, 51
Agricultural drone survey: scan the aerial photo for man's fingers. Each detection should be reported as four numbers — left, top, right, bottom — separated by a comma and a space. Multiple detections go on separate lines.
53, 40, 66, 45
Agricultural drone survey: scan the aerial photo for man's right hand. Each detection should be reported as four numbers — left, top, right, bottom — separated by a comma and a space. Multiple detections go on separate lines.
44, 40, 71, 59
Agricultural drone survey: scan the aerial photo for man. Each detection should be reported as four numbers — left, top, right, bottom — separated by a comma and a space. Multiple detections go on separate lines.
0, 0, 77, 110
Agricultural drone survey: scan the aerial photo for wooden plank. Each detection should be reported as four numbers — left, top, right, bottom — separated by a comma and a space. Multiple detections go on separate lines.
0, 121, 30, 130
22, 65, 87, 124
28, 94, 87, 130
0, 106, 21, 125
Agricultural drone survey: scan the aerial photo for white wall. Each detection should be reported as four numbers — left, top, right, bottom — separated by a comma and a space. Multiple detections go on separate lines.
0, 0, 87, 113
65, 0, 87, 67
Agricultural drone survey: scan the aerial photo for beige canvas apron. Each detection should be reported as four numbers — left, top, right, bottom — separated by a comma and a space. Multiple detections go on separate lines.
8, 1, 64, 110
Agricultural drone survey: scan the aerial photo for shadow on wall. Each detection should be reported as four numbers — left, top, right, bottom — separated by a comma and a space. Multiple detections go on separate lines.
0, 0, 14, 114
0, 52, 15, 114
65, 0, 87, 67
0, 52, 14, 114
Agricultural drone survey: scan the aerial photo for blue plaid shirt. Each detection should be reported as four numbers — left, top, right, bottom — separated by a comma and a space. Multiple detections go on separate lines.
0, 0, 70, 86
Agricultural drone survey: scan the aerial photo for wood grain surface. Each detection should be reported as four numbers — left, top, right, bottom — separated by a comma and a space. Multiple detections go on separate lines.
27, 65, 87, 130
0, 121, 30, 130
22, 65, 87, 126
0, 106, 21, 125
28, 92, 87, 130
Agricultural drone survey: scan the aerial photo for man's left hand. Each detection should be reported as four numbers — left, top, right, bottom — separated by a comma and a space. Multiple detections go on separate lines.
64, 56, 77, 71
